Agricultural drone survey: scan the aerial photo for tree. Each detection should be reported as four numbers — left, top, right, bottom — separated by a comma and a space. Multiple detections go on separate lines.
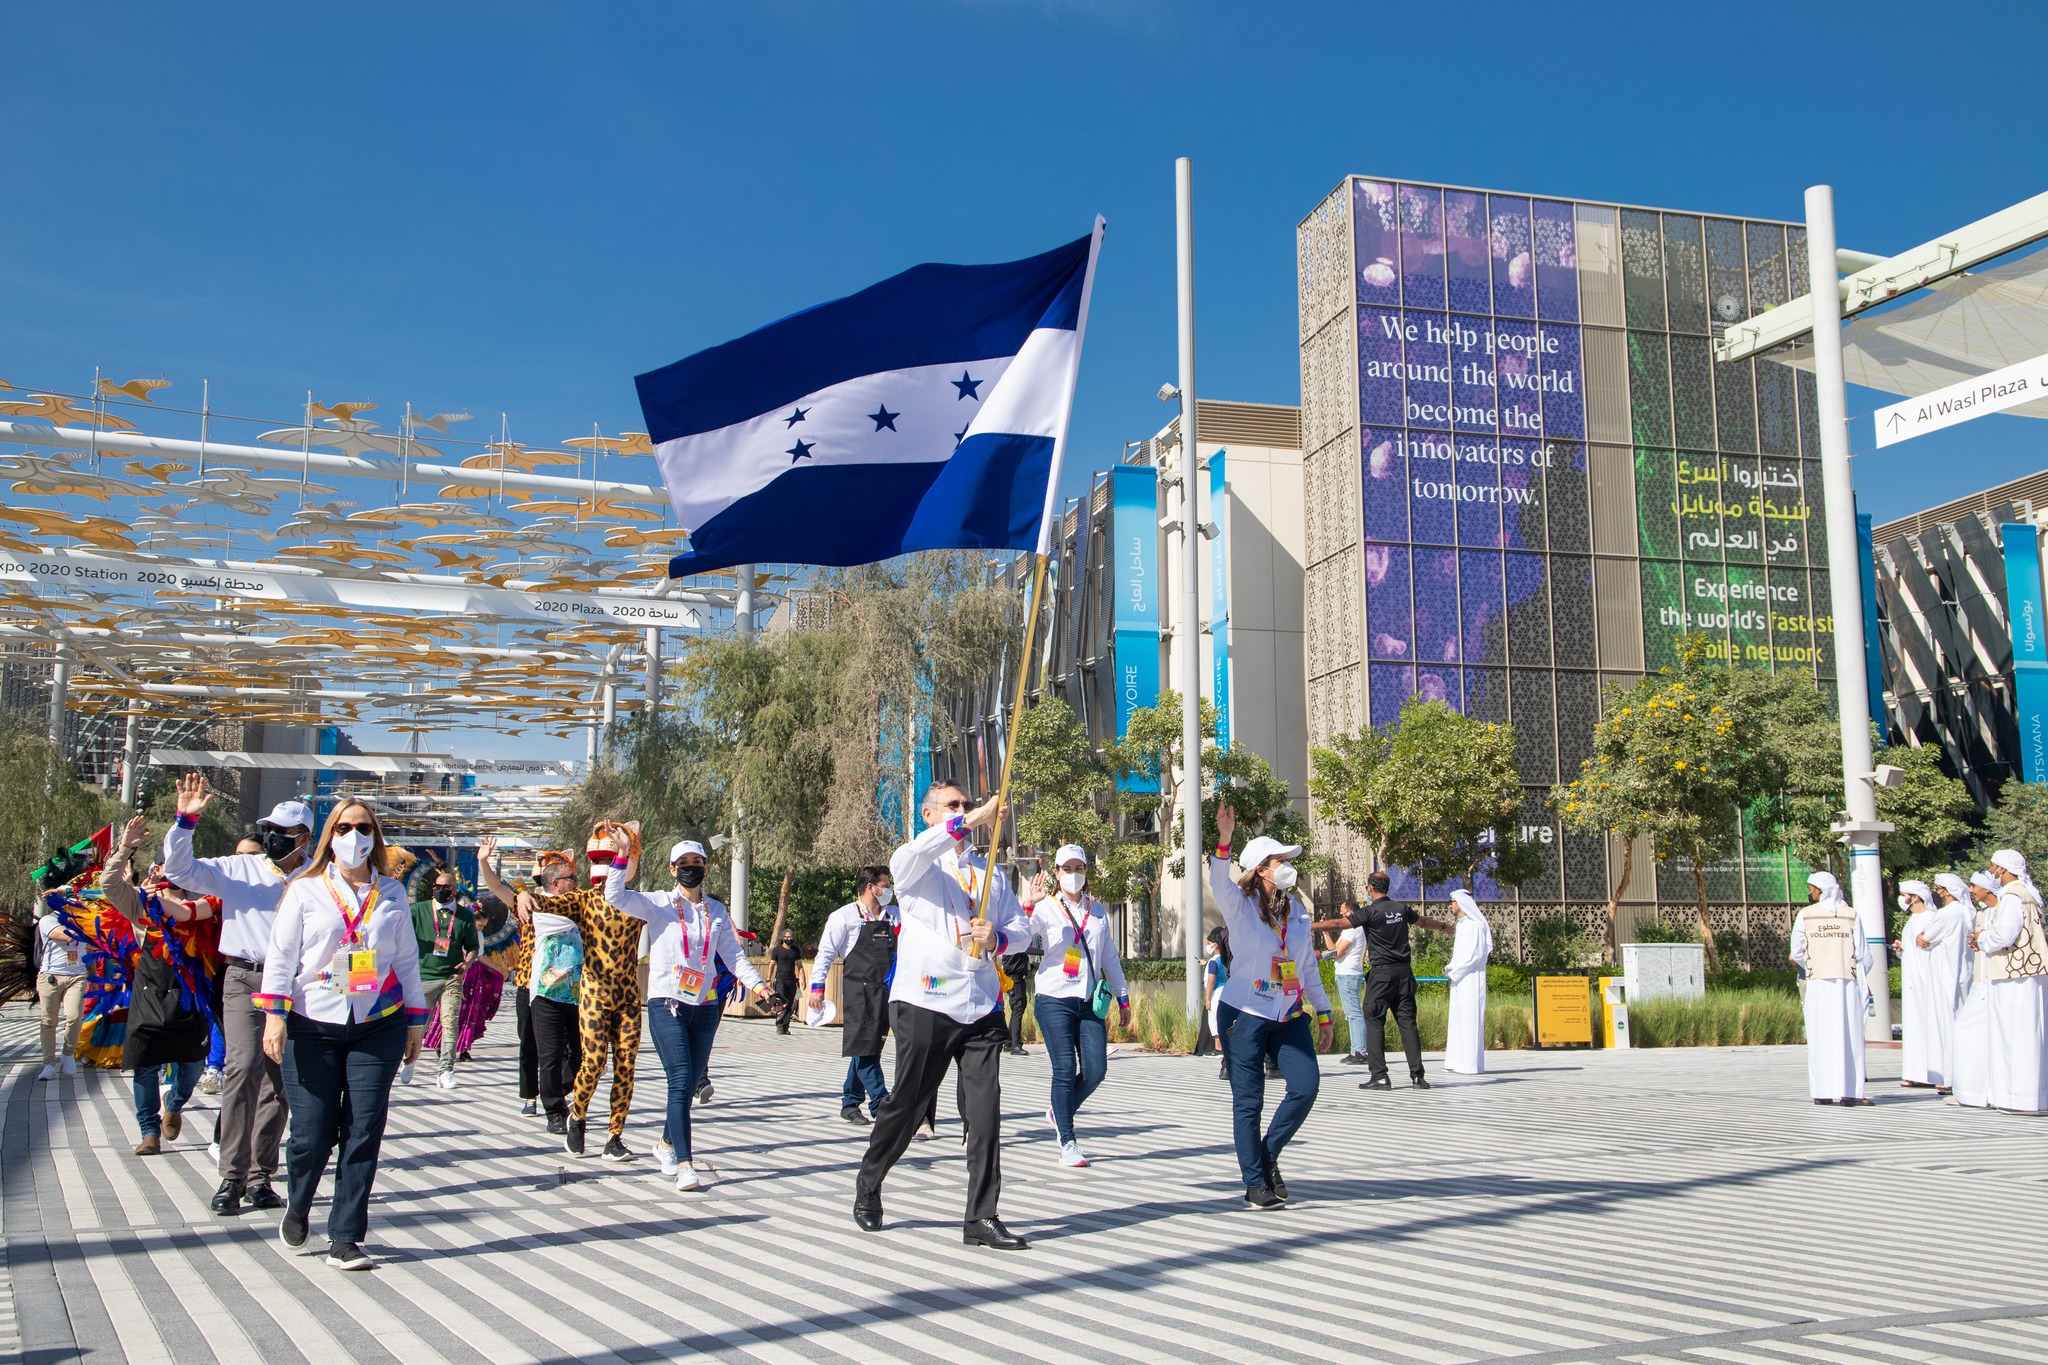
1008, 696, 1118, 872
1776, 736, 1976, 881
548, 711, 729, 895
1311, 697, 1539, 894
0, 709, 121, 909
1971, 779, 2048, 867
1552, 635, 1814, 968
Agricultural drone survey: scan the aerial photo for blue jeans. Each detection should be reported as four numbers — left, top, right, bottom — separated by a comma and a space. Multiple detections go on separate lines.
1035, 994, 1108, 1144
842, 1055, 887, 1112
645, 998, 721, 1160
133, 1060, 203, 1137
280, 1011, 407, 1245
1335, 973, 1366, 1054
1218, 1004, 1320, 1191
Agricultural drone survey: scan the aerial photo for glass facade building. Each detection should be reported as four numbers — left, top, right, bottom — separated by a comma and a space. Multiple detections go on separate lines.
1298, 178, 1835, 924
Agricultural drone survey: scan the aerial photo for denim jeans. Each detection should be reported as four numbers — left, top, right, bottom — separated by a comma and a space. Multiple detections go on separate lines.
1035, 994, 1108, 1145
645, 998, 722, 1160
133, 1060, 203, 1137
280, 1011, 407, 1246
1334, 972, 1366, 1054
841, 1055, 887, 1112
1217, 1003, 1320, 1191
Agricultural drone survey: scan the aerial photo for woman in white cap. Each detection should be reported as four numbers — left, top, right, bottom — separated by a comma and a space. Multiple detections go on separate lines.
1443, 889, 1493, 1076
600, 833, 772, 1191
1212, 805, 1333, 1209
255, 799, 426, 1271
1977, 850, 2048, 1113
1950, 872, 2001, 1108
1021, 844, 1131, 1168
1895, 880, 1960, 1092
1790, 870, 1870, 1105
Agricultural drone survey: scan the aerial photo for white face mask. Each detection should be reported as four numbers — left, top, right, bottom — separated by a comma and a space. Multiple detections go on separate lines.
1058, 870, 1087, 896
331, 830, 372, 871
1270, 863, 1298, 892
874, 886, 895, 907
1897, 894, 1911, 913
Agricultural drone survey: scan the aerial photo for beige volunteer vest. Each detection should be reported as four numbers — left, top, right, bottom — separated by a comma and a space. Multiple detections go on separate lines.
1984, 886, 2048, 981
1802, 911, 1859, 981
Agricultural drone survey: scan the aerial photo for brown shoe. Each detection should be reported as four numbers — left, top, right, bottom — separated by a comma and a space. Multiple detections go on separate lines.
164, 1112, 182, 1141
134, 1134, 161, 1156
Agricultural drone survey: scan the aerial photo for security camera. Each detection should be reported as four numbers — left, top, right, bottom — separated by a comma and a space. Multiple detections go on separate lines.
1157, 383, 1180, 403
1872, 764, 1905, 789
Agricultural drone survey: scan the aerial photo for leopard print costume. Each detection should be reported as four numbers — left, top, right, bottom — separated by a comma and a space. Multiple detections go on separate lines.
544, 885, 646, 1137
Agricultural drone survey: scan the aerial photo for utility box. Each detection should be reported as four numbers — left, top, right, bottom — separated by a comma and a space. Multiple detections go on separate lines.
1601, 976, 1630, 1049
1621, 943, 1705, 1001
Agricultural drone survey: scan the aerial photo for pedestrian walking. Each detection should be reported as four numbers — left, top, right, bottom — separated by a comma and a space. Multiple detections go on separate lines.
808, 866, 898, 1124
1022, 845, 1130, 1169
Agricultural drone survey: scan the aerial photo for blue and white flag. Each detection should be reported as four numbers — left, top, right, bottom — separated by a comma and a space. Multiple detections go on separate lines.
635, 220, 1102, 574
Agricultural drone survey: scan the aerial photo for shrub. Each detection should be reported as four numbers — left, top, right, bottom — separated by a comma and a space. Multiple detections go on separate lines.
1526, 914, 1602, 971
1629, 916, 1698, 944
1627, 988, 1805, 1046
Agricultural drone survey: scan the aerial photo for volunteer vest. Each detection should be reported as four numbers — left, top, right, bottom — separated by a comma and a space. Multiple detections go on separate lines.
1803, 912, 1859, 980
1985, 889, 2048, 981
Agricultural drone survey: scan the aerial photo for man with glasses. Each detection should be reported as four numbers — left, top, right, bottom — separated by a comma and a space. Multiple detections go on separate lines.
852, 783, 1033, 1250
162, 773, 312, 1217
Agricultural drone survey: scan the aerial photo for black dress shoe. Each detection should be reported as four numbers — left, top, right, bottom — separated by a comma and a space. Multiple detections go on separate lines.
1410, 1077, 1432, 1091
840, 1105, 872, 1125
1360, 1077, 1393, 1091
246, 1180, 283, 1211
962, 1217, 1028, 1250
853, 1204, 885, 1233
210, 1180, 244, 1216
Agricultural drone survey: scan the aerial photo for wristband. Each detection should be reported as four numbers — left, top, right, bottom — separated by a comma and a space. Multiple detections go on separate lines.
1214, 843, 1228, 858
946, 815, 968, 840
175, 812, 198, 830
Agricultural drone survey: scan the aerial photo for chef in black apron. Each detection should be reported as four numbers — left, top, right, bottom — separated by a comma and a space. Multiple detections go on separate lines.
807, 865, 898, 1124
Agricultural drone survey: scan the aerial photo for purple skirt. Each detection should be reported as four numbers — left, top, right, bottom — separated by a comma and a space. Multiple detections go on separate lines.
423, 960, 505, 1052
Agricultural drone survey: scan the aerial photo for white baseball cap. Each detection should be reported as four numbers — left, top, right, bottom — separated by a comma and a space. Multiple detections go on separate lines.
1237, 835, 1302, 871
669, 839, 707, 863
261, 801, 315, 832
1054, 844, 1089, 867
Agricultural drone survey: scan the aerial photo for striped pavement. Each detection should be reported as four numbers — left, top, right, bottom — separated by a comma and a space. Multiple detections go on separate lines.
1, 1000, 2045, 1364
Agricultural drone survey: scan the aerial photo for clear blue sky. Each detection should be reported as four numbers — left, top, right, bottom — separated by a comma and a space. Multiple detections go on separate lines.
5, 0, 2043, 529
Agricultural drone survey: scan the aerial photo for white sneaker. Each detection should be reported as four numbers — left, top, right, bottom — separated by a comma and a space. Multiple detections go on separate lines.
36, 1065, 54, 1081
652, 1140, 679, 1176
397, 1062, 415, 1086
675, 1161, 704, 1192
208, 1141, 221, 1162
436, 1072, 457, 1091
199, 1068, 223, 1095
60, 1058, 78, 1077
1059, 1141, 1089, 1168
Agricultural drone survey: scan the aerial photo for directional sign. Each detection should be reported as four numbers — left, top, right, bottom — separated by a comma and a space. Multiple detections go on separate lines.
1874, 351, 2048, 447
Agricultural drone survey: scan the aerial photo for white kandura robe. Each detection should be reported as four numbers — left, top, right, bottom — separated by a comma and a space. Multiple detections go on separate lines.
1982, 890, 2048, 1114
1792, 904, 1871, 1100
1900, 904, 1966, 1088
1444, 913, 1492, 1075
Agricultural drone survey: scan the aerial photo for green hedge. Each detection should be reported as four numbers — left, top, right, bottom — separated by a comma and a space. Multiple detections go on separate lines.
1627, 989, 1804, 1046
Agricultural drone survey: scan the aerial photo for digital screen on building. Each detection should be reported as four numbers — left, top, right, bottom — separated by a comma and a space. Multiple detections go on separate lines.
1344, 179, 1832, 907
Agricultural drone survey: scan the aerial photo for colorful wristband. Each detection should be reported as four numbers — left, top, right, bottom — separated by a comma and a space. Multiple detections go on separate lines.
947, 815, 968, 840
175, 812, 198, 830
1214, 843, 1229, 857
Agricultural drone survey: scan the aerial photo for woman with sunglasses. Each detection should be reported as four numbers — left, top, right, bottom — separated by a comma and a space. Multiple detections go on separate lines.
1211, 804, 1332, 1210
255, 803, 426, 1271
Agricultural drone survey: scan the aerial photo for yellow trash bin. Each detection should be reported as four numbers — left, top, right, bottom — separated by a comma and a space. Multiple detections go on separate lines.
1600, 976, 1630, 1050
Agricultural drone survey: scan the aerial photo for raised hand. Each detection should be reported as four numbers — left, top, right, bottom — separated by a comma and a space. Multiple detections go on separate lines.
1216, 802, 1236, 848
478, 835, 498, 866
175, 771, 212, 818
964, 792, 1004, 832
120, 813, 148, 851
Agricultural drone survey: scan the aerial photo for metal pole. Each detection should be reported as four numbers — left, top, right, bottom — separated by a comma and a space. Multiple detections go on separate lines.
47, 641, 69, 748
1175, 156, 1205, 1025
967, 553, 1050, 955
1806, 184, 1892, 1043
731, 564, 756, 931
118, 709, 140, 806
643, 626, 661, 715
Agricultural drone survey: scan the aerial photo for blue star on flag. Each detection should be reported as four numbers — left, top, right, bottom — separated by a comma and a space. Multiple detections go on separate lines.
868, 404, 899, 432
786, 439, 816, 463
783, 407, 809, 427
951, 371, 982, 401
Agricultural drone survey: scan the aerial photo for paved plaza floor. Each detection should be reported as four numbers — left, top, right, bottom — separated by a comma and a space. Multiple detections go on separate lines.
1, 1001, 2044, 1364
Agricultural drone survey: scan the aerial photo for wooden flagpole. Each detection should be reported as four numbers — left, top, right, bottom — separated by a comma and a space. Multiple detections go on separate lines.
967, 550, 1049, 956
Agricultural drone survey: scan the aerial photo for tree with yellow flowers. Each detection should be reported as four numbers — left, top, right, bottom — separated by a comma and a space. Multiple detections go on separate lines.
1551, 634, 1810, 968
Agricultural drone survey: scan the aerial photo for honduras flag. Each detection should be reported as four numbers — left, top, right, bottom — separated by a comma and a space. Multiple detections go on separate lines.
635, 220, 1102, 575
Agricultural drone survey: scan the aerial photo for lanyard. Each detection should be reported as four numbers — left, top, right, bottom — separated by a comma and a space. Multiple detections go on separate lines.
431, 902, 455, 943
324, 872, 378, 945
1058, 898, 1089, 947
676, 899, 712, 969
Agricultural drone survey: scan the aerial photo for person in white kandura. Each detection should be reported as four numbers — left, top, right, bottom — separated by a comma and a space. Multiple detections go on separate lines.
1791, 870, 1871, 1105
599, 832, 773, 1192
1976, 850, 2048, 1114
1950, 872, 2001, 1108
1443, 889, 1493, 1076
1021, 845, 1131, 1169
1895, 879, 1963, 1093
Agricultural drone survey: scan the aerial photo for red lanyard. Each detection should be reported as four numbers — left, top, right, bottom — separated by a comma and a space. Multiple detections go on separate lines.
324, 873, 378, 945
1058, 899, 1089, 947
677, 899, 712, 968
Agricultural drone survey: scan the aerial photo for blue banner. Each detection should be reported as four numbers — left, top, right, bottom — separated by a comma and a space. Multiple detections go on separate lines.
1209, 451, 1231, 749
1112, 465, 1161, 792
2004, 523, 2048, 782
1856, 512, 1887, 744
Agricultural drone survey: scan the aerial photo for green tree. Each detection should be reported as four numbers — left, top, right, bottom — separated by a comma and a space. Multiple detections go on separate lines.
1776, 736, 1975, 881
0, 709, 121, 908
1311, 697, 1539, 894
1970, 779, 2048, 867
548, 711, 730, 896
1008, 696, 1120, 882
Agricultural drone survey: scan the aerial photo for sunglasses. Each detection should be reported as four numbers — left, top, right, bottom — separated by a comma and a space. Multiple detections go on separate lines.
933, 797, 973, 812
331, 821, 377, 837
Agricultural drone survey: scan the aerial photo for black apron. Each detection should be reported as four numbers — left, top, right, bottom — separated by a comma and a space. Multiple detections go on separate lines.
123, 948, 209, 1069
840, 916, 896, 1058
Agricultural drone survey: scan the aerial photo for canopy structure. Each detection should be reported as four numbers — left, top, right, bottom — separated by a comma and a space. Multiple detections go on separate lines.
0, 358, 793, 794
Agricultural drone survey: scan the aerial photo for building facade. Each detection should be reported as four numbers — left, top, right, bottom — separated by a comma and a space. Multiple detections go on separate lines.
1298, 177, 1838, 945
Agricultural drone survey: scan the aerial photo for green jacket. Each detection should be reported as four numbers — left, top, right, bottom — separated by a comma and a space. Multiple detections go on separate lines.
411, 898, 479, 981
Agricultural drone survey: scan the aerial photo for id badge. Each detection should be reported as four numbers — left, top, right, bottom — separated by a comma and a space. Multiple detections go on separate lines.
1063, 944, 1084, 978
433, 935, 452, 955
1273, 956, 1302, 996
676, 965, 707, 1004
63, 947, 80, 967
336, 949, 379, 994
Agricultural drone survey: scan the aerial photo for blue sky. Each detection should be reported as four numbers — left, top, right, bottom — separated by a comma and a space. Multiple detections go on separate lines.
3, 1, 2043, 760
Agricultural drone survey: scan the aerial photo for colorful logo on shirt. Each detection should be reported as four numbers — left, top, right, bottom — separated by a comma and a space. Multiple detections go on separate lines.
921, 974, 949, 992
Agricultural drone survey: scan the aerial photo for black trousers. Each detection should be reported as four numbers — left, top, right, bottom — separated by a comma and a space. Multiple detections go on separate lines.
280, 1011, 406, 1246
1363, 966, 1424, 1082
531, 995, 582, 1119
857, 1003, 1006, 1221
1005, 983, 1030, 1047
514, 988, 539, 1102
